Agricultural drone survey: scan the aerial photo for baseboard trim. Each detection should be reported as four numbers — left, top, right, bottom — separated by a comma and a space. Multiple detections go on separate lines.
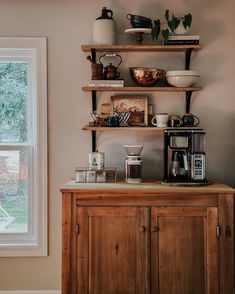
0, 291, 61, 294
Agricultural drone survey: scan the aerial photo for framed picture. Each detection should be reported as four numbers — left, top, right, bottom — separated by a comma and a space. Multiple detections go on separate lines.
111, 95, 148, 126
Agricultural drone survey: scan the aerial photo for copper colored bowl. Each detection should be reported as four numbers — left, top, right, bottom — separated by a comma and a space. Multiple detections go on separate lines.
130, 67, 165, 87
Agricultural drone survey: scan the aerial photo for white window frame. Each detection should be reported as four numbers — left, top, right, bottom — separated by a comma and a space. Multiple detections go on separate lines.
0, 37, 47, 256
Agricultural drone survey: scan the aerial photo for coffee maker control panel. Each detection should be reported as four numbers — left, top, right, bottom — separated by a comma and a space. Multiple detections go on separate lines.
191, 154, 205, 180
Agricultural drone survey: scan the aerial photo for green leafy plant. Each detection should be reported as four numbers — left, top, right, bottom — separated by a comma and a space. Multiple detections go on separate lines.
151, 10, 192, 43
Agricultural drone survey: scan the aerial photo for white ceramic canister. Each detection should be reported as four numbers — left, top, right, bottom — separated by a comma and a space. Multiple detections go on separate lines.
89, 151, 105, 170
93, 7, 115, 45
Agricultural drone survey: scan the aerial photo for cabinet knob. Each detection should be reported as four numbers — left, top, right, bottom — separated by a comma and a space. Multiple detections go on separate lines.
138, 226, 146, 233
150, 226, 159, 233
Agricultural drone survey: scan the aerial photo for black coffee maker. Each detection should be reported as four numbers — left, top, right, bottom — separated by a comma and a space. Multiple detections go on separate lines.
163, 128, 206, 182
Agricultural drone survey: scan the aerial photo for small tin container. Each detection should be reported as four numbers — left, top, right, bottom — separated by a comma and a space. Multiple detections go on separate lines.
86, 170, 96, 183
96, 170, 106, 183
75, 170, 86, 183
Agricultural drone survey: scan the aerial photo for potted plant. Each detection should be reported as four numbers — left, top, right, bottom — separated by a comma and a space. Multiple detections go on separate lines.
151, 10, 192, 43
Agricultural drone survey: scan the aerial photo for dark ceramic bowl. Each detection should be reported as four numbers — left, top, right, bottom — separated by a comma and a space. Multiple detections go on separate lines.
127, 14, 152, 22
130, 19, 152, 28
130, 67, 165, 87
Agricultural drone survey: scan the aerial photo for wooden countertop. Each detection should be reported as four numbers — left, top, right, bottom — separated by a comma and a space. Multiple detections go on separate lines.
61, 180, 235, 195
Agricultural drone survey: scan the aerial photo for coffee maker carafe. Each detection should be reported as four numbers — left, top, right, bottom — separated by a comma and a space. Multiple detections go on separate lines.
164, 129, 206, 182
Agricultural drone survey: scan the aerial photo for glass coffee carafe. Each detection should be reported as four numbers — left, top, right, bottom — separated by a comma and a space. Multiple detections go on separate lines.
169, 151, 189, 180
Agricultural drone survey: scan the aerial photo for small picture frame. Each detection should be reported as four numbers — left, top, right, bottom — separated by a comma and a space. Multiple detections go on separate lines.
111, 95, 148, 126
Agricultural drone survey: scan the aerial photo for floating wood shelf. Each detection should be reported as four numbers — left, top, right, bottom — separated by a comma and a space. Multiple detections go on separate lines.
82, 86, 202, 92
81, 44, 203, 53
82, 126, 202, 132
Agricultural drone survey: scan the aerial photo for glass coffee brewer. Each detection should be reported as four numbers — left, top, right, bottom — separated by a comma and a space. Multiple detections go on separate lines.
124, 145, 143, 183
163, 129, 206, 183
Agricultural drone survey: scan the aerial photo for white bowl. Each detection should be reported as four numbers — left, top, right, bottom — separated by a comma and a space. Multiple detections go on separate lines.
123, 145, 143, 156
166, 75, 199, 87
166, 70, 199, 77
165, 70, 200, 87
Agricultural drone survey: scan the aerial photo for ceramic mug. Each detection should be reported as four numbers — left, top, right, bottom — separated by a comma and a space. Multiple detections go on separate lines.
151, 113, 169, 127
106, 116, 119, 127
168, 115, 183, 127
182, 113, 200, 127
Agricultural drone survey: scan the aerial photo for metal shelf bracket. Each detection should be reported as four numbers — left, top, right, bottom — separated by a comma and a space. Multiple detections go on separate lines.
185, 48, 192, 70
186, 91, 192, 113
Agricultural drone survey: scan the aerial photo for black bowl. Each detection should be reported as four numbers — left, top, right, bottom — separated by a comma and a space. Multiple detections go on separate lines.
127, 14, 152, 22
131, 19, 152, 28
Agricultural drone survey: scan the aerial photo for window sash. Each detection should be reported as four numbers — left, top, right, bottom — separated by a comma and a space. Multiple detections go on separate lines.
0, 37, 47, 256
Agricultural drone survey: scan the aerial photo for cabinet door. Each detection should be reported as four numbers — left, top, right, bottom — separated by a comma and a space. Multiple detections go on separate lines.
77, 206, 149, 294
151, 207, 218, 294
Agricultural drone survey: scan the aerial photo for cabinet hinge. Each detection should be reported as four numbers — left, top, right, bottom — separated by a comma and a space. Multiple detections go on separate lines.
216, 225, 221, 237
76, 224, 80, 235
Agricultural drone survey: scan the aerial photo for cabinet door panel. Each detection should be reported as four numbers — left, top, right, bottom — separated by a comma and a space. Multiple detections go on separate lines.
77, 206, 149, 294
151, 207, 218, 294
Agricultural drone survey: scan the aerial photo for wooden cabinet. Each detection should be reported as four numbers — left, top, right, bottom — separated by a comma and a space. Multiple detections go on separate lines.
151, 207, 218, 294
77, 207, 148, 294
61, 181, 234, 294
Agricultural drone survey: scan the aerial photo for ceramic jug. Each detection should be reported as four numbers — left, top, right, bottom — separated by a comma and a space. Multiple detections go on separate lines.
93, 7, 115, 45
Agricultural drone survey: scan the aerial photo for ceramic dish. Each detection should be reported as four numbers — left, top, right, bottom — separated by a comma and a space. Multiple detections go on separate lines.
165, 70, 200, 87
166, 70, 199, 77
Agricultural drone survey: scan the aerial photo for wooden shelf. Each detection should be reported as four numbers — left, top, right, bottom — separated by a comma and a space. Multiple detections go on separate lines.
83, 126, 165, 132
82, 86, 202, 92
81, 44, 203, 53
82, 126, 202, 132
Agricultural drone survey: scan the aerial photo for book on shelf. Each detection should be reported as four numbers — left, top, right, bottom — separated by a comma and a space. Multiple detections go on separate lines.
163, 40, 200, 45
162, 35, 200, 45
167, 35, 200, 40
89, 79, 124, 87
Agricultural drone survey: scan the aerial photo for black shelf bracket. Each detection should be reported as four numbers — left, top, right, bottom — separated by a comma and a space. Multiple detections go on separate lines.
186, 91, 192, 113
92, 130, 96, 152
92, 90, 97, 112
91, 48, 96, 63
91, 91, 97, 152
185, 48, 192, 70
185, 48, 193, 112
91, 48, 97, 152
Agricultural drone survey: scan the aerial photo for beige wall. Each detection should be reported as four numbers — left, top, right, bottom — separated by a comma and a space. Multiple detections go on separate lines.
0, 0, 234, 290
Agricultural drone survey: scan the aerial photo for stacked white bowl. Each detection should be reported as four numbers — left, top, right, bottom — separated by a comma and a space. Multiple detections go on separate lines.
165, 70, 200, 87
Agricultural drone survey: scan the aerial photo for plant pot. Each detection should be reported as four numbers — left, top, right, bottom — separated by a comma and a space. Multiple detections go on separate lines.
169, 19, 189, 35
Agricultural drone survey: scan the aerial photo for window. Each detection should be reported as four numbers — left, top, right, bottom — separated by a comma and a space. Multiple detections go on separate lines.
0, 37, 47, 256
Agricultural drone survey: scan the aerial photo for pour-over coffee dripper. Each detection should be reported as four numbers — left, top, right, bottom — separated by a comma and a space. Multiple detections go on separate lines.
123, 145, 143, 183
123, 145, 143, 156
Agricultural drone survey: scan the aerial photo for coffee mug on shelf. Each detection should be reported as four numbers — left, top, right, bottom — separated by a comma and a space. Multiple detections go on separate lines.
151, 113, 169, 128
106, 116, 120, 127
182, 113, 200, 127
168, 115, 183, 127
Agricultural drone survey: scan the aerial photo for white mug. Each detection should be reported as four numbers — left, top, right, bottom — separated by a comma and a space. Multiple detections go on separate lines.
151, 113, 169, 127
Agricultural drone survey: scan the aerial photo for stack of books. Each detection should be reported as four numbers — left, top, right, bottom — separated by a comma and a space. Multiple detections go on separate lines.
89, 79, 124, 87
163, 35, 200, 45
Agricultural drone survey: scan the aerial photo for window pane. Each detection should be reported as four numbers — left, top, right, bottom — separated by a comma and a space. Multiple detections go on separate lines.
0, 62, 28, 144
0, 150, 28, 233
